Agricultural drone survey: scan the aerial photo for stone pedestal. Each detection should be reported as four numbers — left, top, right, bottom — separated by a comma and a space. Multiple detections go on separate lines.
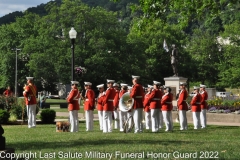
164, 76, 188, 110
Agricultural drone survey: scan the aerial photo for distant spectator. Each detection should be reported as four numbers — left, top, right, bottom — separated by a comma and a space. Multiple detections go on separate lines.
39, 92, 46, 109
3, 86, 13, 97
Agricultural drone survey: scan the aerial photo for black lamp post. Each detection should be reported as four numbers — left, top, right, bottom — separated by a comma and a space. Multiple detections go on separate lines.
12, 48, 21, 97
69, 27, 77, 81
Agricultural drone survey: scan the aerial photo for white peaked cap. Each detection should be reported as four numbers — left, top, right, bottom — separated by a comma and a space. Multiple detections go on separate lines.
153, 81, 161, 85
193, 86, 199, 90
113, 83, 119, 87
84, 82, 92, 86
163, 85, 170, 88
200, 84, 207, 88
120, 83, 128, 87
71, 81, 79, 85
180, 82, 187, 86
107, 79, 115, 83
148, 85, 153, 88
97, 84, 104, 88
132, 75, 140, 79
26, 77, 34, 80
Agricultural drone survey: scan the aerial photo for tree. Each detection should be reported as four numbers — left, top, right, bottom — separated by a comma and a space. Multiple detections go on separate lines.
185, 29, 221, 86
217, 20, 240, 88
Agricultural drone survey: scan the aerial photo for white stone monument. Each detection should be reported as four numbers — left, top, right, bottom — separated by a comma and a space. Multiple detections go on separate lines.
164, 76, 188, 110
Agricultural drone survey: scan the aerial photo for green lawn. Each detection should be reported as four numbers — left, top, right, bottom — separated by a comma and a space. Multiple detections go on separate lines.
2, 123, 240, 160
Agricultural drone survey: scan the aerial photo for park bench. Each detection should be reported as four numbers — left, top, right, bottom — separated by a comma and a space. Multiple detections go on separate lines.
44, 102, 68, 108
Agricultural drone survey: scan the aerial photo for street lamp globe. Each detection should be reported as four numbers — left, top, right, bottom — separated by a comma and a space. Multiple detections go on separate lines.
69, 27, 77, 39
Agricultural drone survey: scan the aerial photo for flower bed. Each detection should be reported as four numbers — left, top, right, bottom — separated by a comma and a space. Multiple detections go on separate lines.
207, 97, 240, 114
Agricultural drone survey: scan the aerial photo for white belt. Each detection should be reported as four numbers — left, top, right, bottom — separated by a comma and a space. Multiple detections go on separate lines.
165, 102, 172, 104
85, 99, 89, 101
108, 99, 113, 101
152, 98, 160, 100
135, 96, 142, 98
196, 102, 201, 104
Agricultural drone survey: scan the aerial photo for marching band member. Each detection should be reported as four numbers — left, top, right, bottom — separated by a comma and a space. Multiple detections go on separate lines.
119, 83, 128, 132
67, 81, 80, 132
113, 83, 120, 129
161, 86, 173, 132
143, 85, 153, 130
96, 84, 105, 130
130, 75, 145, 133
102, 79, 116, 133
148, 81, 162, 132
200, 84, 208, 129
23, 77, 37, 128
178, 82, 188, 130
191, 86, 202, 129
158, 86, 164, 129
84, 82, 95, 131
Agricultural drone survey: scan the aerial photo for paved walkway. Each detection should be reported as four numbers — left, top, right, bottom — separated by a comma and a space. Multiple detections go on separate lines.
55, 112, 240, 126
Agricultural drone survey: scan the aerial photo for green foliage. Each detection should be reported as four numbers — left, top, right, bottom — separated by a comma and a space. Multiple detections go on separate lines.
40, 109, 56, 123
0, 109, 10, 124
10, 104, 27, 120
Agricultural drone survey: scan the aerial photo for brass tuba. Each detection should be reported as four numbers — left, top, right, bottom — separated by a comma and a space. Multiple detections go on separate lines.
119, 92, 134, 112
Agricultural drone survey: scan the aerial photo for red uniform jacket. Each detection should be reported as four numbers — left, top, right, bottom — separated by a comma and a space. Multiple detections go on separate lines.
177, 89, 188, 110
3, 90, 13, 96
161, 93, 173, 111
103, 87, 116, 111
143, 92, 151, 112
119, 90, 127, 99
97, 92, 105, 111
130, 83, 144, 109
67, 88, 80, 111
191, 93, 202, 112
200, 90, 208, 109
23, 84, 37, 105
148, 89, 162, 109
113, 89, 119, 108
84, 89, 95, 111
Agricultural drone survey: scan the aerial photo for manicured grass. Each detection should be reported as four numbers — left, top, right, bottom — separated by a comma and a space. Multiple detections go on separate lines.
2, 123, 240, 160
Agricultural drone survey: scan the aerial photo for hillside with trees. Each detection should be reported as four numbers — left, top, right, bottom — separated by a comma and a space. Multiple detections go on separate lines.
0, 0, 240, 94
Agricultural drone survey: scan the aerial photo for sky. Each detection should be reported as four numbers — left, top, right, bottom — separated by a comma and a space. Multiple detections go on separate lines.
0, 0, 51, 17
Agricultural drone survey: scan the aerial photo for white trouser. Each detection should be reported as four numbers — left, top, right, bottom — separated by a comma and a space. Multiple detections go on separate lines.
193, 112, 201, 129
162, 111, 173, 131
113, 110, 120, 129
145, 111, 151, 129
119, 111, 127, 131
85, 110, 93, 131
69, 110, 79, 132
179, 110, 188, 130
103, 111, 112, 133
200, 109, 207, 128
159, 110, 164, 129
151, 109, 160, 132
27, 104, 36, 128
98, 111, 103, 130
133, 108, 143, 133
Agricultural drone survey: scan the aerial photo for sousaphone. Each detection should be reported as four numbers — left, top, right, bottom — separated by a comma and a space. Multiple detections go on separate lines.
119, 92, 134, 133
119, 92, 134, 112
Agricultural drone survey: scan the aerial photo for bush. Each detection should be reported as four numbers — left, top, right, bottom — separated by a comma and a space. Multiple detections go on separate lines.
0, 109, 10, 124
10, 104, 27, 120
40, 109, 56, 123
